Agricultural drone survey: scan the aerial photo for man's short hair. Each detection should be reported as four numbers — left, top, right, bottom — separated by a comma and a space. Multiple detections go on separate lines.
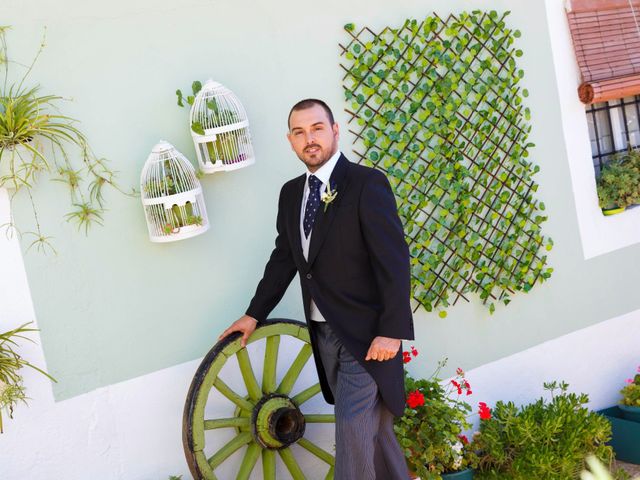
288, 99, 335, 129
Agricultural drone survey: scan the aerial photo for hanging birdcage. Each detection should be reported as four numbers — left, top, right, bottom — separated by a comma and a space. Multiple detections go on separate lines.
140, 141, 209, 243
189, 79, 255, 174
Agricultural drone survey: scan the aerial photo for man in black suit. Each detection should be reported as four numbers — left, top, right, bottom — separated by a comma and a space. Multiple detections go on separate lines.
220, 99, 414, 479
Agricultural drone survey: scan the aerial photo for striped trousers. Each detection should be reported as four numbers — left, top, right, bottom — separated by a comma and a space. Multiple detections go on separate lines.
314, 322, 410, 480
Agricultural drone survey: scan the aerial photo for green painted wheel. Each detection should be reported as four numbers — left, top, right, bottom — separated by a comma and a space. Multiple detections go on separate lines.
183, 319, 336, 480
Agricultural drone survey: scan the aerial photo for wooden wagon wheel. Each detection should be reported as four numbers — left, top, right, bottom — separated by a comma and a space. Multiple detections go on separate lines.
183, 319, 336, 480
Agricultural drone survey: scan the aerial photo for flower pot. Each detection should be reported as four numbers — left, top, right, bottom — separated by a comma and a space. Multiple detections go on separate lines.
598, 406, 640, 464
619, 404, 640, 422
441, 468, 474, 479
602, 206, 625, 216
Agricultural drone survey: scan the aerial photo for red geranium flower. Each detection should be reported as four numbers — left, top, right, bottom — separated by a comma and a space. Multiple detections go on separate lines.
411, 346, 418, 357
403, 351, 412, 364
458, 434, 469, 445
456, 367, 464, 376
407, 390, 425, 408
478, 402, 492, 420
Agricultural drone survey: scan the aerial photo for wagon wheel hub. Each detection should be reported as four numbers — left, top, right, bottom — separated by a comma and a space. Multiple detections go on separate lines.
252, 394, 306, 449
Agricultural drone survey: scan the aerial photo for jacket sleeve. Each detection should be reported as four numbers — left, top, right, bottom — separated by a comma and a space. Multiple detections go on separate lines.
245, 184, 298, 323
359, 169, 414, 340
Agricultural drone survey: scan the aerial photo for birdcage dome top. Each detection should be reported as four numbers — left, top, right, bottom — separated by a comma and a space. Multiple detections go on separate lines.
141, 140, 200, 200
190, 79, 249, 132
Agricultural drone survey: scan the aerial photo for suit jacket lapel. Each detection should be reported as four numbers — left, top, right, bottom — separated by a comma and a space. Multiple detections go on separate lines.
290, 173, 307, 269
307, 154, 350, 267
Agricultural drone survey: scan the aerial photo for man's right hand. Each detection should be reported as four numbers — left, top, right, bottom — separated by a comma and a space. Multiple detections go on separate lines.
218, 315, 258, 348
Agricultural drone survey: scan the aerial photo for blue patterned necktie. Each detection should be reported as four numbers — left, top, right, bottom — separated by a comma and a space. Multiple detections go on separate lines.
303, 175, 322, 238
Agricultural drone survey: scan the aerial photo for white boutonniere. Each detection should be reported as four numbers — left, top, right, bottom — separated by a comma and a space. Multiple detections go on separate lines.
321, 183, 338, 212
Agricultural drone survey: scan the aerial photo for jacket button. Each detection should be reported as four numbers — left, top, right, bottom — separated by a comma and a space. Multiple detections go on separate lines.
306, 273, 312, 279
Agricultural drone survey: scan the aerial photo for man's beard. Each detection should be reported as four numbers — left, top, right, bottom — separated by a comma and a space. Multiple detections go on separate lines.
299, 143, 336, 170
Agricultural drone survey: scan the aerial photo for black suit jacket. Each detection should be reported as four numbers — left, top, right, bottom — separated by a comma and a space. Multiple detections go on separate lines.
246, 154, 414, 416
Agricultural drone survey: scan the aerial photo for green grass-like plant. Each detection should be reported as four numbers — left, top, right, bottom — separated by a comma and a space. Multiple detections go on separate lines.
0, 26, 130, 253
0, 322, 55, 433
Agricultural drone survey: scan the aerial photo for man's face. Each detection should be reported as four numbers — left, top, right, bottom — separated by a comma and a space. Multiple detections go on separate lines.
287, 104, 339, 172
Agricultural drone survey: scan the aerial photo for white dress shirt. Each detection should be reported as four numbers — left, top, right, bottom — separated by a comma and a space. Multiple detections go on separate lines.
300, 149, 341, 322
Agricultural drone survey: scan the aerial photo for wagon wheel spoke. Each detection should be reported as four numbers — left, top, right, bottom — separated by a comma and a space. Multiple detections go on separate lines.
262, 335, 280, 393
277, 343, 313, 395
213, 377, 254, 412
204, 417, 251, 430
292, 382, 322, 406
304, 414, 336, 423
207, 431, 252, 469
235, 441, 261, 480
279, 446, 306, 480
325, 466, 335, 480
262, 449, 276, 480
297, 438, 335, 466
236, 347, 262, 402
183, 320, 336, 480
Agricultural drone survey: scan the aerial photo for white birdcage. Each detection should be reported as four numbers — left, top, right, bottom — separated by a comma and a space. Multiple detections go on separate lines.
189, 79, 255, 174
140, 141, 209, 243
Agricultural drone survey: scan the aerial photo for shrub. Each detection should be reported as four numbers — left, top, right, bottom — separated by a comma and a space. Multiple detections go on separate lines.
472, 381, 614, 480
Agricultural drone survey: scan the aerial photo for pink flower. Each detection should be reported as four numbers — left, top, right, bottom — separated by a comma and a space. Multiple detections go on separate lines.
456, 367, 464, 376
627, 378, 634, 384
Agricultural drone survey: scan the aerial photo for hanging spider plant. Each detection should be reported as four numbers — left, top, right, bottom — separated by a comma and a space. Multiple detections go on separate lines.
0, 322, 56, 433
0, 26, 130, 253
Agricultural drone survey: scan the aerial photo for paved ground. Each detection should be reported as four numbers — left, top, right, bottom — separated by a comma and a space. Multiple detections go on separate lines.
616, 461, 640, 477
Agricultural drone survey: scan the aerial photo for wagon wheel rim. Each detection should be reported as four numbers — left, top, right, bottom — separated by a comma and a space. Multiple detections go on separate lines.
183, 319, 335, 480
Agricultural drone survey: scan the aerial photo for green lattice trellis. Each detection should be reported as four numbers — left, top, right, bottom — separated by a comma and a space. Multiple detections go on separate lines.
340, 10, 553, 315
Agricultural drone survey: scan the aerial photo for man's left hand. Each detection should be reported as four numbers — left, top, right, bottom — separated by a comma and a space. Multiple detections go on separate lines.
365, 336, 401, 362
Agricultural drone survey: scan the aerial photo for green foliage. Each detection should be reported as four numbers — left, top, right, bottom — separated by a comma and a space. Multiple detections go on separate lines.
0, 27, 129, 253
472, 381, 614, 480
340, 11, 553, 314
620, 372, 640, 407
0, 322, 56, 433
394, 359, 475, 479
176, 80, 239, 134
596, 149, 640, 211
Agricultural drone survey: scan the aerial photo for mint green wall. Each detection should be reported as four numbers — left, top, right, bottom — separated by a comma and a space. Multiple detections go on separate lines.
3, 0, 638, 400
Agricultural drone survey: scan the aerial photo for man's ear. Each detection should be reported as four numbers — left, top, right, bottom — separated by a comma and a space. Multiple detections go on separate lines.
286, 131, 294, 151
332, 122, 340, 140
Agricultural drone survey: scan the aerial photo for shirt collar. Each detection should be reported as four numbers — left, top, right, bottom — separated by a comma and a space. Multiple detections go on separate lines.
305, 149, 341, 186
